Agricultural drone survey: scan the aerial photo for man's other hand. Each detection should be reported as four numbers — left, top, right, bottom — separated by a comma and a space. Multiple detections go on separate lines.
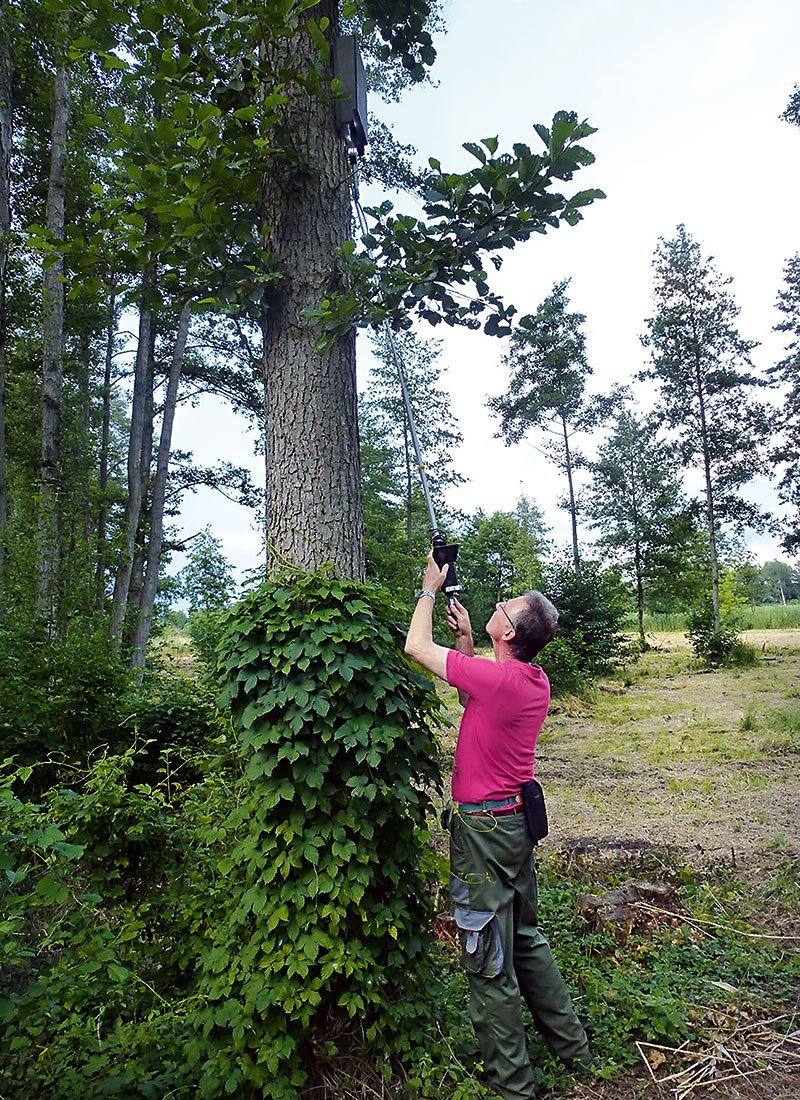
445, 597, 472, 641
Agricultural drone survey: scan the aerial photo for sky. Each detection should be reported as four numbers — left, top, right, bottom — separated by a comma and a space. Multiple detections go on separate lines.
169, 0, 800, 582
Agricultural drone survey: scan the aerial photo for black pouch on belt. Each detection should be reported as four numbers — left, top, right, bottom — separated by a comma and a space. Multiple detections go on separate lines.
520, 779, 548, 843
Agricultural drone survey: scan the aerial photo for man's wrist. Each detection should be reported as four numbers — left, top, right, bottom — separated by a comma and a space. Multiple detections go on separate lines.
416, 590, 436, 601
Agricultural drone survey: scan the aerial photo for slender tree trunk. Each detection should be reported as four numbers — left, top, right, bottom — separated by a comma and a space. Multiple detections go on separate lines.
262, 0, 364, 579
694, 357, 720, 631
130, 316, 156, 615
259, 301, 269, 560
0, 15, 11, 601
131, 301, 191, 671
109, 280, 153, 648
561, 414, 580, 575
37, 58, 70, 622
95, 291, 115, 608
627, 445, 646, 648
78, 329, 91, 545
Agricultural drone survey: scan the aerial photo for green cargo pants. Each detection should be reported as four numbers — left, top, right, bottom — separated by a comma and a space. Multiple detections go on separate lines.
449, 809, 590, 1100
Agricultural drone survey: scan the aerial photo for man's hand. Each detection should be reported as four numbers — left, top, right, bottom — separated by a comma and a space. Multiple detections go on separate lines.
445, 597, 472, 644
445, 596, 474, 704
403, 550, 449, 681
422, 549, 448, 593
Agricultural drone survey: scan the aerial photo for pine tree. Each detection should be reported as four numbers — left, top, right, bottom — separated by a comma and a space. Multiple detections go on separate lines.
641, 225, 768, 632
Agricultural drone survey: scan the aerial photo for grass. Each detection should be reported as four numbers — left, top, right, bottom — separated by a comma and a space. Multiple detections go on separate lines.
426, 629, 800, 1098
636, 603, 800, 633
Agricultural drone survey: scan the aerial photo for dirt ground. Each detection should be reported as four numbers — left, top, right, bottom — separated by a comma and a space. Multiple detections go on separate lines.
437, 632, 800, 1100
535, 632, 800, 869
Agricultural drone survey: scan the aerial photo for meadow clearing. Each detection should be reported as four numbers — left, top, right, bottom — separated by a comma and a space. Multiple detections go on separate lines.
433, 631, 800, 1100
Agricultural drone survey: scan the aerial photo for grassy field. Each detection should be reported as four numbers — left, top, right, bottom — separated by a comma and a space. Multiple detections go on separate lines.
431, 631, 800, 1100
635, 603, 800, 633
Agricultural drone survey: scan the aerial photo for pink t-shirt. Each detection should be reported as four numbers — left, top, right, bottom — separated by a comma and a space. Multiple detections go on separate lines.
445, 649, 550, 804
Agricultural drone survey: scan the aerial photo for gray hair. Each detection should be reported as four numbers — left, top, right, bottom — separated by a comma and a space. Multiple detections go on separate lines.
508, 591, 558, 662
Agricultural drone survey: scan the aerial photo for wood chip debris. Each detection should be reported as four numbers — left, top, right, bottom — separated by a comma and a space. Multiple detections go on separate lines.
635, 1014, 800, 1098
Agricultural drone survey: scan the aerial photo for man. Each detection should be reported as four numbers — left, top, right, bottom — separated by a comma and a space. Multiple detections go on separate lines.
405, 551, 591, 1100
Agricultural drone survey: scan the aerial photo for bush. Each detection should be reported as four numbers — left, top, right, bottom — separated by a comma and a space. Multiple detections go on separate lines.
0, 616, 132, 765
189, 570, 446, 1098
0, 572, 449, 1099
539, 560, 631, 694
0, 748, 233, 1098
685, 600, 756, 668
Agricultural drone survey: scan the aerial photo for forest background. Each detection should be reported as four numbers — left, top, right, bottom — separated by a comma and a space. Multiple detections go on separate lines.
1, 0, 800, 1098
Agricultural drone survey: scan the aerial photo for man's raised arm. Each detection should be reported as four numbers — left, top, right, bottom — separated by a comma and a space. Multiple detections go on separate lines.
445, 597, 474, 706
404, 551, 450, 681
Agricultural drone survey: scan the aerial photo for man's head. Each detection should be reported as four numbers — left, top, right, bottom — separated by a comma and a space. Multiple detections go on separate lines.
486, 591, 558, 662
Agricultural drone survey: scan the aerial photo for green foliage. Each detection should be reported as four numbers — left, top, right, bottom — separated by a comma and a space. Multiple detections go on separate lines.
532, 852, 800, 1078
585, 408, 695, 639
540, 560, 630, 694
0, 615, 131, 765
179, 527, 237, 613
770, 253, 800, 552
686, 598, 756, 668
359, 329, 464, 604
0, 747, 236, 1099
456, 501, 547, 631
0, 573, 450, 1099
190, 570, 446, 1098
488, 280, 617, 571
313, 118, 604, 348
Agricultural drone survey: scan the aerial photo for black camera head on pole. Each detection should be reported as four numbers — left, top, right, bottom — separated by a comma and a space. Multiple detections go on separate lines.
432, 533, 461, 600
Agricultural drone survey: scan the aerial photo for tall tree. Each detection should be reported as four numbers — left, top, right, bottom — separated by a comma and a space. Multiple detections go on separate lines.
585, 409, 693, 646
0, 0, 11, 599
488, 279, 608, 574
770, 253, 800, 552
457, 499, 548, 630
640, 225, 767, 632
36, 31, 70, 621
360, 328, 463, 599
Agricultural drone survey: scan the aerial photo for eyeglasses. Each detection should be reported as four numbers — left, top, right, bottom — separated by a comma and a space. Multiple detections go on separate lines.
497, 601, 516, 630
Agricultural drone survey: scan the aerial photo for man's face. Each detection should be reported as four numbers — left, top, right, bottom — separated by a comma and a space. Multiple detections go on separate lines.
485, 595, 527, 642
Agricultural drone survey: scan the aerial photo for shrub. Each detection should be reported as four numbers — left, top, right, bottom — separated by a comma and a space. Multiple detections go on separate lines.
685, 599, 756, 668
0, 748, 233, 1098
540, 560, 631, 694
187, 570, 446, 1098
0, 616, 132, 766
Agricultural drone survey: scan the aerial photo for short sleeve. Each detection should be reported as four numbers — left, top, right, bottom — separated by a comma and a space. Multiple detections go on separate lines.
445, 650, 504, 703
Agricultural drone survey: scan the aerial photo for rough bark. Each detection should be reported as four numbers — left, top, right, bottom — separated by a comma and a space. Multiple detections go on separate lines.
109, 281, 153, 647
95, 291, 115, 608
37, 58, 70, 620
0, 15, 11, 598
262, 0, 364, 579
130, 301, 191, 670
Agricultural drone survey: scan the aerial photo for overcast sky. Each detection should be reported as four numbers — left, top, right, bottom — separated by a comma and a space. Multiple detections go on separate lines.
170, 0, 800, 581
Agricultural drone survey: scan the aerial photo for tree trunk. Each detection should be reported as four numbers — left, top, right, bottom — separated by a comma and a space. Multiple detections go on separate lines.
130, 314, 156, 615
0, 15, 11, 600
628, 445, 646, 648
109, 282, 153, 647
561, 414, 580, 575
95, 291, 115, 608
37, 58, 70, 622
131, 300, 191, 671
262, 0, 364, 580
694, 354, 720, 631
